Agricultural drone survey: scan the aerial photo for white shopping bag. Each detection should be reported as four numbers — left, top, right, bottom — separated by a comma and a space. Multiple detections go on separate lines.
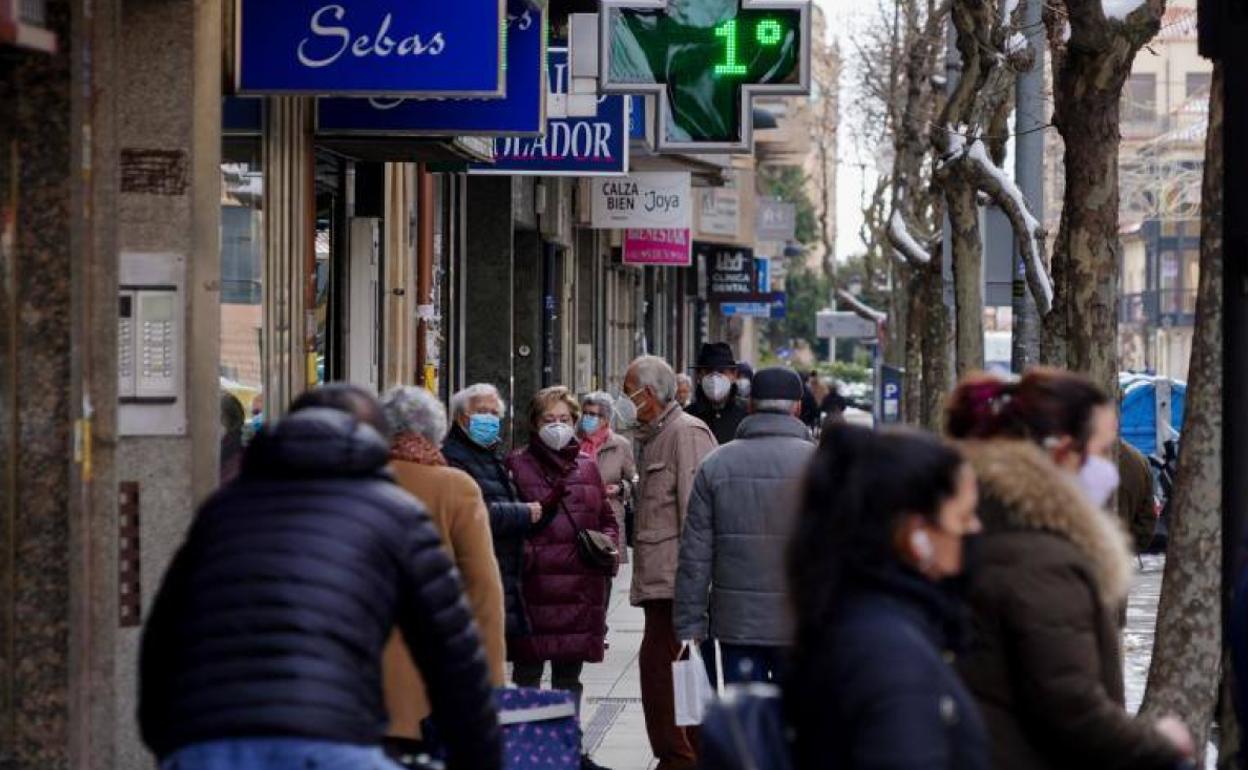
672, 640, 723, 727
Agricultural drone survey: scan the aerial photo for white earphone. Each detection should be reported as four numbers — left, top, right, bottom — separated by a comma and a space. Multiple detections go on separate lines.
910, 530, 935, 566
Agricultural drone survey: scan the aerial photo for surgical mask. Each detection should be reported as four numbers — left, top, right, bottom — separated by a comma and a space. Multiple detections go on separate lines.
580, 415, 602, 435
539, 422, 576, 451
1077, 455, 1121, 509
467, 413, 501, 447
702, 373, 731, 402
614, 393, 639, 429
736, 379, 752, 399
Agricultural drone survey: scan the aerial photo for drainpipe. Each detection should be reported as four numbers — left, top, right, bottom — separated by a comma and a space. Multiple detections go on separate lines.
416, 163, 434, 388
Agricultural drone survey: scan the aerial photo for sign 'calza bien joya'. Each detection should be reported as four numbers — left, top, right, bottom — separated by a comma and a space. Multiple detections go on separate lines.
235, 0, 506, 97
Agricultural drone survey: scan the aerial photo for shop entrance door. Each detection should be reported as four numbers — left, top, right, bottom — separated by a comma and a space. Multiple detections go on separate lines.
347, 217, 382, 393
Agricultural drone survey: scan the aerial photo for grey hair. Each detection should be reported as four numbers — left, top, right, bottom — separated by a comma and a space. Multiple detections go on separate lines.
381, 386, 448, 444
581, 391, 615, 421
752, 398, 799, 415
630, 355, 677, 405
676, 373, 693, 387
450, 383, 506, 421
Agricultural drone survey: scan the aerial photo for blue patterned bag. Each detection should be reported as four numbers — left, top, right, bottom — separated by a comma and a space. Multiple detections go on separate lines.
497, 687, 581, 770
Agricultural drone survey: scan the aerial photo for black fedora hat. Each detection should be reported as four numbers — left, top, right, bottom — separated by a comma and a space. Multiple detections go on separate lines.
693, 342, 738, 370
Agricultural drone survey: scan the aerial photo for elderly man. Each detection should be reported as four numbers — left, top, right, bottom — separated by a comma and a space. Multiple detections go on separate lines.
443, 383, 542, 642
674, 368, 814, 685
618, 356, 717, 770
675, 374, 694, 408
686, 342, 748, 445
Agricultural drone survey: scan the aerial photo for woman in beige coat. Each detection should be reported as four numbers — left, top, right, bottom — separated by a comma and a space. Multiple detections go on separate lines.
579, 391, 638, 562
379, 386, 507, 746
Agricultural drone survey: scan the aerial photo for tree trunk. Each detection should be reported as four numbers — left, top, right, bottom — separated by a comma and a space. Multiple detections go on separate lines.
904, 266, 925, 424
948, 181, 984, 378
920, 259, 954, 430
1139, 63, 1224, 760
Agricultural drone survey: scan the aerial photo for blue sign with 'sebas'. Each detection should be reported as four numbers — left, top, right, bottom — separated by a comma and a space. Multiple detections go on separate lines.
470, 48, 629, 176
315, 1, 545, 135
236, 0, 506, 97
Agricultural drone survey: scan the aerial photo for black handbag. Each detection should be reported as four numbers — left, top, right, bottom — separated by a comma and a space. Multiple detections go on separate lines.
561, 505, 618, 572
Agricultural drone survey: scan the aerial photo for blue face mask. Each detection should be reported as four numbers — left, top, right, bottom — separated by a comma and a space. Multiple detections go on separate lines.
467, 413, 501, 447
581, 415, 601, 435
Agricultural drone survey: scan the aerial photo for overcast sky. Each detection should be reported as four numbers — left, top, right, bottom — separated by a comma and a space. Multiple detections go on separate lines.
814, 0, 876, 259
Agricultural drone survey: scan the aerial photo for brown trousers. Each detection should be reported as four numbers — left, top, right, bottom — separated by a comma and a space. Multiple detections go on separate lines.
640, 600, 700, 770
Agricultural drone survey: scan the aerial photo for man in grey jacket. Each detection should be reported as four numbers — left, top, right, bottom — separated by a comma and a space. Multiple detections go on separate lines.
674, 367, 814, 684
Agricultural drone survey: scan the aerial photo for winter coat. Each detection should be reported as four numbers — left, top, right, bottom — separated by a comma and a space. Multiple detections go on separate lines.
631, 403, 718, 606
786, 566, 990, 770
506, 438, 620, 664
687, 391, 749, 446
1117, 440, 1157, 553
383, 458, 507, 741
139, 409, 500, 770
443, 423, 533, 638
674, 412, 814, 645
594, 431, 637, 564
956, 440, 1184, 770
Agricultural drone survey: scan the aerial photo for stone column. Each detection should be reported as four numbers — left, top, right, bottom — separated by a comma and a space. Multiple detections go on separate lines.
463, 177, 516, 435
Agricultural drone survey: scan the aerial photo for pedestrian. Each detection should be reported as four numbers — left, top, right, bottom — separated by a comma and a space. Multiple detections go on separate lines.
785, 423, 987, 770
1118, 439, 1159, 554
579, 390, 637, 563
674, 367, 814, 683
686, 342, 748, 445
676, 373, 694, 409
219, 391, 245, 485
617, 356, 718, 770
378, 386, 507, 751
735, 362, 754, 399
506, 386, 620, 770
443, 383, 544, 642
139, 383, 501, 770
945, 369, 1194, 770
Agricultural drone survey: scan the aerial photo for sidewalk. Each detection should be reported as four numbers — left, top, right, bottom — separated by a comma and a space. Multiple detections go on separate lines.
577, 563, 656, 770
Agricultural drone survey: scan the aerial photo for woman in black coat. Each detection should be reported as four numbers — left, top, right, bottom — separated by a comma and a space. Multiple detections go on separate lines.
785, 424, 988, 770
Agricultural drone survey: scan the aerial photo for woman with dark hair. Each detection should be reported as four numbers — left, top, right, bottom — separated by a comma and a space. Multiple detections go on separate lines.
946, 369, 1193, 770
785, 423, 987, 770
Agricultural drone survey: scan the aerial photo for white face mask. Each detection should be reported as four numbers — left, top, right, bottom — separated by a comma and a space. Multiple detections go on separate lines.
614, 392, 639, 429
736, 379, 751, 399
702, 373, 732, 403
539, 422, 576, 451
1077, 455, 1121, 509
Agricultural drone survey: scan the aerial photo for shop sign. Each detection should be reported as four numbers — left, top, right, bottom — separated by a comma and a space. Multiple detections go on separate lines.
235, 0, 506, 97
629, 96, 647, 140
591, 172, 691, 229
697, 187, 740, 238
316, 1, 546, 136
756, 198, 797, 242
599, 0, 811, 152
700, 242, 755, 300
470, 48, 630, 176
720, 296, 785, 318
623, 229, 692, 266
817, 311, 878, 339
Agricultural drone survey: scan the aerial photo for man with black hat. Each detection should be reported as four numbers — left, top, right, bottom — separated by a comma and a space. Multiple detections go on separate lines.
686, 342, 750, 445
673, 367, 815, 684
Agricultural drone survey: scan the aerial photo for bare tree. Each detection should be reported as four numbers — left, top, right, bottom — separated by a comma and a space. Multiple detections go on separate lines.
1138, 62, 1224, 763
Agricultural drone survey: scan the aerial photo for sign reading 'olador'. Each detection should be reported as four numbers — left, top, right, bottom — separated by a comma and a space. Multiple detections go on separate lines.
236, 0, 506, 97
591, 172, 691, 229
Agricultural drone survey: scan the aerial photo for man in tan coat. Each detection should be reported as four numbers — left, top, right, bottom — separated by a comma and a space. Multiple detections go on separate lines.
620, 356, 717, 770
379, 387, 507, 745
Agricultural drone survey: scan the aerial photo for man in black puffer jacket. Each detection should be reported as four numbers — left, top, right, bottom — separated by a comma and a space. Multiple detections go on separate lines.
444, 383, 541, 641
139, 389, 501, 770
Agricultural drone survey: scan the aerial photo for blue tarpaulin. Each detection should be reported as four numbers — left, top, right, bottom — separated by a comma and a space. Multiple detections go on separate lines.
1119, 374, 1187, 458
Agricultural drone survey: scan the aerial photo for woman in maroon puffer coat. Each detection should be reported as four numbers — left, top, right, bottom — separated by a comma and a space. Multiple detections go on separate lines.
507, 387, 619, 725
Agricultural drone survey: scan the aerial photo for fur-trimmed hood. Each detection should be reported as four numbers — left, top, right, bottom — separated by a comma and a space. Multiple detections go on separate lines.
960, 440, 1134, 605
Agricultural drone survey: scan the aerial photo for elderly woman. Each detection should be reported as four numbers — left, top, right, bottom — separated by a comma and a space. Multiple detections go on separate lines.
578, 391, 638, 562
378, 386, 507, 750
507, 386, 619, 770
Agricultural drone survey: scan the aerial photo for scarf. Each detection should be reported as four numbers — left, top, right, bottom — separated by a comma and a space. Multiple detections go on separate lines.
579, 426, 611, 458
390, 433, 447, 467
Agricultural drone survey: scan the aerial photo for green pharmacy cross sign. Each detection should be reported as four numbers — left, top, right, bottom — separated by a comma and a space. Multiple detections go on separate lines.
599, 0, 811, 153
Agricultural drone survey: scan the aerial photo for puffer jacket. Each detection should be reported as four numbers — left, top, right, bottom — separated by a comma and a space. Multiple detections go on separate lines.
443, 423, 533, 638
506, 438, 619, 664
631, 403, 718, 606
138, 409, 500, 770
956, 440, 1183, 770
786, 566, 990, 770
674, 412, 813, 645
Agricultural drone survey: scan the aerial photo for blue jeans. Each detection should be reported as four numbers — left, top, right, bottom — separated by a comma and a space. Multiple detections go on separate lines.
718, 644, 788, 684
162, 738, 404, 770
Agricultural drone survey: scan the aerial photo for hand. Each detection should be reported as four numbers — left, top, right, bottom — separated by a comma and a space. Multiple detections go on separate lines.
1154, 715, 1195, 759
528, 502, 544, 523
606, 484, 621, 498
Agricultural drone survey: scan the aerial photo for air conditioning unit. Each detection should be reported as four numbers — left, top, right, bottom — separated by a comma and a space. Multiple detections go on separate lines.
1, 0, 56, 53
